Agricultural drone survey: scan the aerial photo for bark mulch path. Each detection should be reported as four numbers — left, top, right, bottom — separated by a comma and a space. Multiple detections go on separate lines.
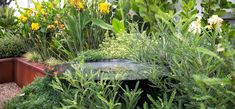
0, 82, 21, 109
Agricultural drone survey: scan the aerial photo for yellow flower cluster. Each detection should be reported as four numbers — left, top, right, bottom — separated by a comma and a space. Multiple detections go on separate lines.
69, 0, 84, 10
99, 2, 110, 14
54, 20, 59, 25
31, 23, 40, 31
19, 15, 27, 23
49, 20, 65, 30
47, 25, 55, 29
59, 24, 65, 29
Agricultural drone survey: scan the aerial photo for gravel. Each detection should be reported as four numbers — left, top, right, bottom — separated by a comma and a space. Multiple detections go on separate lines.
0, 82, 21, 109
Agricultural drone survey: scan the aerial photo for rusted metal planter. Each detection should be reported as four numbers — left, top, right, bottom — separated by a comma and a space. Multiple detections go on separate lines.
0, 57, 46, 87
0, 58, 14, 83
14, 58, 46, 87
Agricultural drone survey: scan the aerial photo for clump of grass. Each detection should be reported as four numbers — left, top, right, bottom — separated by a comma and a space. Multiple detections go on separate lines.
23, 52, 42, 62
44, 57, 63, 66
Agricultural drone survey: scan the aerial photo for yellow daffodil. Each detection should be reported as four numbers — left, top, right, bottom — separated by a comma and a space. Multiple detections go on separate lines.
31, 23, 40, 31
47, 24, 55, 29
99, 2, 110, 14
19, 15, 27, 23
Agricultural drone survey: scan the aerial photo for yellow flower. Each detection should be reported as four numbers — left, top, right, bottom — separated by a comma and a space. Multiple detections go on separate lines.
69, 0, 84, 10
58, 24, 65, 29
76, 1, 84, 10
26, 8, 34, 16
47, 24, 55, 29
31, 23, 40, 31
19, 15, 27, 22
99, 2, 110, 14
54, 20, 59, 25
41, 10, 47, 16
36, 3, 43, 11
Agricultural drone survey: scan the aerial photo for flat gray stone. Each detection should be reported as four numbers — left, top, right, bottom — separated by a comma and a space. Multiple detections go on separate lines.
54, 59, 149, 80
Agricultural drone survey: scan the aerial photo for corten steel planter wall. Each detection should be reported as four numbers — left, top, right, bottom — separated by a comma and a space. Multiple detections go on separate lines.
0, 58, 46, 87
0, 58, 14, 83
15, 58, 46, 88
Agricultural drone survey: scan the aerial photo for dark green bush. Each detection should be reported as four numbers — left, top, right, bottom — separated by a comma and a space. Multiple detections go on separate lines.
0, 34, 26, 58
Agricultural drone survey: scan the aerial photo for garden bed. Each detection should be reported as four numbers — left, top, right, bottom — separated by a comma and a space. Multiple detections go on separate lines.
0, 58, 14, 83
0, 58, 150, 88
0, 58, 45, 88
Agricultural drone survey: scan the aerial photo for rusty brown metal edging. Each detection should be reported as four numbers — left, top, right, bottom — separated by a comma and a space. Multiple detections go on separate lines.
0, 57, 46, 88
0, 58, 14, 83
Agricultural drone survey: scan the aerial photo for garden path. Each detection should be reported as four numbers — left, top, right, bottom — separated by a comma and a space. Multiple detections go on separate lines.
0, 82, 21, 109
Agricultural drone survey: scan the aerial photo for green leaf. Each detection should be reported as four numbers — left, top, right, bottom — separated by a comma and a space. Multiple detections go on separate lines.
91, 19, 114, 31
196, 47, 223, 62
112, 18, 125, 33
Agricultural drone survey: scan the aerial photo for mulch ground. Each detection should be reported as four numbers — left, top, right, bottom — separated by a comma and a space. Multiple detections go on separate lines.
0, 82, 21, 109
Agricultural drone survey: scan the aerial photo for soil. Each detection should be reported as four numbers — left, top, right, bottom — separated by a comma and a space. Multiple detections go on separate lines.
0, 82, 21, 109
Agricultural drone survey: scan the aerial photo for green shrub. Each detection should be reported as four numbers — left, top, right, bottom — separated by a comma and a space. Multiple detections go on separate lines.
6, 65, 143, 109
5, 77, 62, 109
74, 50, 110, 62
136, 3, 235, 108
0, 34, 26, 58
0, 6, 17, 30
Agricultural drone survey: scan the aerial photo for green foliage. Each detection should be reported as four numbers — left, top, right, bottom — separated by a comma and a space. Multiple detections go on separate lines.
5, 77, 62, 109
23, 51, 42, 62
135, 0, 178, 32
136, 3, 235, 108
0, 34, 26, 58
0, 6, 17, 31
179, 0, 198, 20
17, 0, 65, 60
74, 50, 110, 62
51, 0, 115, 61
146, 89, 177, 109
50, 66, 145, 109
44, 57, 63, 66
100, 23, 158, 63
112, 18, 125, 33
64, 9, 91, 52
5, 0, 235, 108
201, 0, 235, 19
7, 65, 144, 109
120, 82, 143, 109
